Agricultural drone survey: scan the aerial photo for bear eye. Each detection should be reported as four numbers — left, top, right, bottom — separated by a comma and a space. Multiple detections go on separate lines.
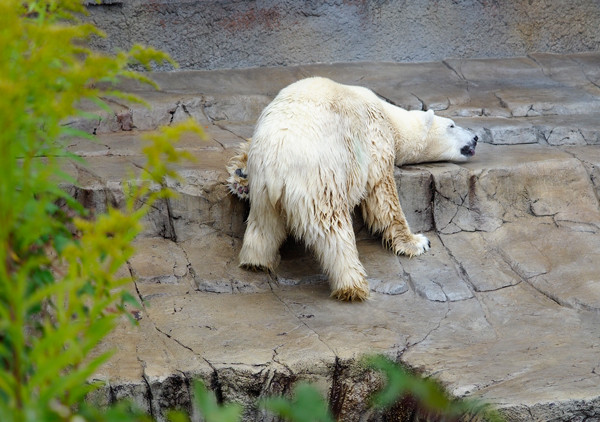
449, 123, 455, 129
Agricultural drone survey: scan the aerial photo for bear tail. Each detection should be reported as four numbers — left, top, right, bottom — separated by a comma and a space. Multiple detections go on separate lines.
226, 138, 251, 200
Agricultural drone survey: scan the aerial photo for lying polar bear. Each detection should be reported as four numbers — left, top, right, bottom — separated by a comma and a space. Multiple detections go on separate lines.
227, 77, 477, 301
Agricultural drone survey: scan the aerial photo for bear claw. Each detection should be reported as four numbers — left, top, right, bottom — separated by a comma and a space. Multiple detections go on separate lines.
240, 263, 269, 272
331, 285, 370, 302
392, 233, 431, 257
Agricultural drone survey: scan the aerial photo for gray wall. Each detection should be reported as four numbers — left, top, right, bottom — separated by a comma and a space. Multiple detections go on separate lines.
84, 0, 600, 70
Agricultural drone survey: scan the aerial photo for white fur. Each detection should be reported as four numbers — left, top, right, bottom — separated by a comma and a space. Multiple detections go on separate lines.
237, 77, 477, 301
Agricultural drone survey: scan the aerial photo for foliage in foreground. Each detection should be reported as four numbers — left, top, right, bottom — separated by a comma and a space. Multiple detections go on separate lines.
260, 383, 334, 422
0, 1, 202, 421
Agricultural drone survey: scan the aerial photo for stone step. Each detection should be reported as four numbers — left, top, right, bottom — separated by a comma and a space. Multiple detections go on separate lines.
64, 53, 600, 146
455, 114, 600, 146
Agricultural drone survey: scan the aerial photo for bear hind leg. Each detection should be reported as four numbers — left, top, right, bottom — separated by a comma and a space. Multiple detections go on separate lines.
361, 172, 430, 257
306, 211, 370, 301
239, 198, 286, 272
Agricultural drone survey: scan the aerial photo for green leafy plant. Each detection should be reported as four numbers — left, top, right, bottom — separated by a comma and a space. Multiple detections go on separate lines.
0, 1, 202, 421
261, 383, 334, 422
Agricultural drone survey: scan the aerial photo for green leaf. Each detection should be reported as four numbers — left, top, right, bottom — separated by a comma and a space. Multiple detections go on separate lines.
29, 268, 55, 291
261, 383, 334, 422
78, 400, 153, 422
167, 409, 190, 422
192, 380, 242, 422
120, 291, 141, 309
59, 125, 96, 141
53, 232, 72, 254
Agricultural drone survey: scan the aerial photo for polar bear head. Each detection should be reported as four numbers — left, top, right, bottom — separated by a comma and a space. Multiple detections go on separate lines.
398, 109, 478, 165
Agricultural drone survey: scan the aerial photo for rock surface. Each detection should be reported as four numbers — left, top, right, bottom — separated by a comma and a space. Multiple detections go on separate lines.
81, 1, 600, 70
72, 54, 600, 421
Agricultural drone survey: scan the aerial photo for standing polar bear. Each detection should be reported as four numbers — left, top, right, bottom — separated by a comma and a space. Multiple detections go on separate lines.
227, 77, 477, 301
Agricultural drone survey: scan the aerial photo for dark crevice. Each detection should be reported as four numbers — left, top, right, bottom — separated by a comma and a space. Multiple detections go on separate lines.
442, 59, 465, 81
477, 280, 523, 294
427, 172, 437, 233
168, 104, 178, 125
437, 235, 478, 296
561, 149, 600, 207
496, 245, 547, 282
328, 357, 347, 420
128, 161, 177, 240
203, 358, 225, 405
527, 54, 551, 79
493, 92, 509, 111
373, 90, 401, 107
272, 346, 294, 376
141, 374, 155, 420
410, 93, 428, 111
163, 197, 178, 242
401, 265, 418, 299
180, 102, 192, 118
214, 121, 248, 141
405, 305, 450, 350
199, 95, 216, 125
126, 262, 146, 310
98, 96, 129, 111
154, 325, 196, 354
175, 370, 194, 416
521, 277, 566, 308
108, 385, 117, 404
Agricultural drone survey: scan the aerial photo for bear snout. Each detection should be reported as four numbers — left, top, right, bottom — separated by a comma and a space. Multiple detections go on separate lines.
460, 136, 478, 157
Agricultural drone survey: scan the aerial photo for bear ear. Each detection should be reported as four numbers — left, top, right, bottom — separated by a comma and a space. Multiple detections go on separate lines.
419, 109, 435, 143
423, 109, 435, 130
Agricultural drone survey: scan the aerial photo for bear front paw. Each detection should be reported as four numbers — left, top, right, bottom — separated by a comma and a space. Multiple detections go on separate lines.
392, 233, 431, 257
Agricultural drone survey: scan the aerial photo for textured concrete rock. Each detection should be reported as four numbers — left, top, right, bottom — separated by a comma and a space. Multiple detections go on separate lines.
441, 231, 521, 293
402, 234, 473, 302
82, 1, 600, 70
179, 227, 272, 294
359, 239, 409, 296
394, 166, 433, 233
66, 55, 600, 421
454, 117, 539, 145
129, 237, 189, 284
567, 146, 600, 199
402, 283, 600, 411
494, 223, 600, 312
